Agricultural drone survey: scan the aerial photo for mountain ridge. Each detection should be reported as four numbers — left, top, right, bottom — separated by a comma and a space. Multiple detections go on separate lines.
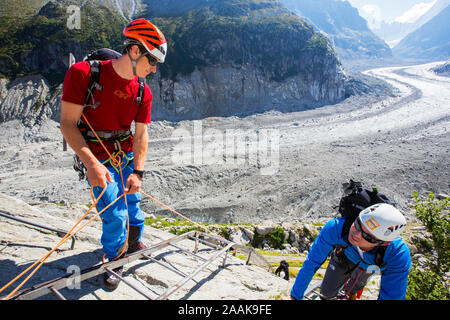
393, 5, 450, 61
279, 0, 392, 61
370, 0, 450, 49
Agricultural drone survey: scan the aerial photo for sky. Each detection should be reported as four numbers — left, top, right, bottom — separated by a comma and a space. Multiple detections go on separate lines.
346, 0, 438, 27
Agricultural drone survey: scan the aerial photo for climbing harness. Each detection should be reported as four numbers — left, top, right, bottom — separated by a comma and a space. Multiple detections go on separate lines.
303, 267, 370, 300
73, 154, 86, 180
73, 140, 134, 181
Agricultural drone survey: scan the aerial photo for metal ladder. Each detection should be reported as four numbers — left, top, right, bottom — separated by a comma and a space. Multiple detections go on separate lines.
3, 231, 236, 300
302, 281, 323, 300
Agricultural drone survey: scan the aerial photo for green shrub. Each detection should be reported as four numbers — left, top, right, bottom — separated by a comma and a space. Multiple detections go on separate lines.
266, 226, 286, 249
407, 267, 448, 300
406, 192, 449, 300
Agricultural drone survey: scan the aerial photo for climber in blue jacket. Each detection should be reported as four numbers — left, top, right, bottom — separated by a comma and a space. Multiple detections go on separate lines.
290, 203, 411, 300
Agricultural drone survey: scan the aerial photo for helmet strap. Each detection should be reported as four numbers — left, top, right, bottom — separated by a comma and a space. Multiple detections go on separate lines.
127, 51, 146, 76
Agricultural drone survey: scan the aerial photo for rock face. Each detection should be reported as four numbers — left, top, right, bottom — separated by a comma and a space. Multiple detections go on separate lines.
431, 60, 450, 77
150, 63, 346, 121
152, 218, 321, 255
0, 193, 291, 300
0, 75, 61, 126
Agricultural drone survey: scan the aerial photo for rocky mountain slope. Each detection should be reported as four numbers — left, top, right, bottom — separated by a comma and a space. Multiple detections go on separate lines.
432, 60, 450, 76
0, 189, 436, 300
0, 0, 127, 85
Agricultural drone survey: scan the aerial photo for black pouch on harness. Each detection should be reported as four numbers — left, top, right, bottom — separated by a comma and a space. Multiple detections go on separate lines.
73, 154, 86, 181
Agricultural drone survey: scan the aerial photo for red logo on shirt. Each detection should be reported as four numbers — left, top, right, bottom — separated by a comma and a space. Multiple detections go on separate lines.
114, 90, 130, 100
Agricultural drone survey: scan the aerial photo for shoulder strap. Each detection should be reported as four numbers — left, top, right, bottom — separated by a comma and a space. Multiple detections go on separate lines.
84, 61, 102, 109
135, 77, 145, 107
341, 217, 353, 243
375, 245, 387, 268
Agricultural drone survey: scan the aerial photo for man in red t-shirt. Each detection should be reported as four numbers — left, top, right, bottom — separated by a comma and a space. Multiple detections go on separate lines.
60, 19, 167, 290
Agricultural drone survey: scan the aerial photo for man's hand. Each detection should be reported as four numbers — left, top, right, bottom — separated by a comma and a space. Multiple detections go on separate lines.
86, 162, 113, 189
125, 173, 142, 194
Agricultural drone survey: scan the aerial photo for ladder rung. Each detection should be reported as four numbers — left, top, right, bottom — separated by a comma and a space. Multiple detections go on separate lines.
143, 254, 189, 278
50, 287, 66, 300
169, 243, 208, 261
105, 268, 155, 300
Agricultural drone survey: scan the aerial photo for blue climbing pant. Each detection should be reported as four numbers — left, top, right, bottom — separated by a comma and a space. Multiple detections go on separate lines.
87, 153, 145, 261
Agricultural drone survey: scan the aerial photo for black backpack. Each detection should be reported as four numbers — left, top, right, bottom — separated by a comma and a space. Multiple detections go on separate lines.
336, 180, 393, 267
83, 48, 146, 109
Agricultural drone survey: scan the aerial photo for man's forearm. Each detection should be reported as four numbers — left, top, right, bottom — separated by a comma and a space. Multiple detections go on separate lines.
60, 121, 99, 168
60, 101, 100, 168
132, 127, 148, 171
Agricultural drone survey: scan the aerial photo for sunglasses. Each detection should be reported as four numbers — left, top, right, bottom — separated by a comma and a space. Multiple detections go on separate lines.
354, 218, 384, 244
144, 53, 158, 66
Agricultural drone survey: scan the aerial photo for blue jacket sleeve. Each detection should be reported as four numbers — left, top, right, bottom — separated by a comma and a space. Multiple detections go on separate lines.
378, 238, 411, 300
290, 218, 343, 300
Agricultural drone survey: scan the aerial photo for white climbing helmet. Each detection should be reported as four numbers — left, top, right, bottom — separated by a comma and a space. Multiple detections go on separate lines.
359, 203, 407, 242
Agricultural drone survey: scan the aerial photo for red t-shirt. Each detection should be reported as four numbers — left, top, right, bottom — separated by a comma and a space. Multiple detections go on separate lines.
62, 60, 152, 159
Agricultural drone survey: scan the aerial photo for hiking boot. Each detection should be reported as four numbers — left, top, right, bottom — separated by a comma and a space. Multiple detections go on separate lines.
127, 240, 150, 260
102, 244, 127, 291
127, 240, 147, 254
127, 225, 149, 259
103, 266, 123, 291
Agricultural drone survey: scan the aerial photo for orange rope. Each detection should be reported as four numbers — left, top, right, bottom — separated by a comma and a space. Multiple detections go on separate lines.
141, 191, 223, 240
81, 113, 130, 261
81, 113, 128, 208
82, 112, 225, 243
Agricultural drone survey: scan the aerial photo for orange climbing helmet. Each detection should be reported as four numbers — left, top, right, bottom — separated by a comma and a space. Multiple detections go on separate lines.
123, 18, 167, 63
